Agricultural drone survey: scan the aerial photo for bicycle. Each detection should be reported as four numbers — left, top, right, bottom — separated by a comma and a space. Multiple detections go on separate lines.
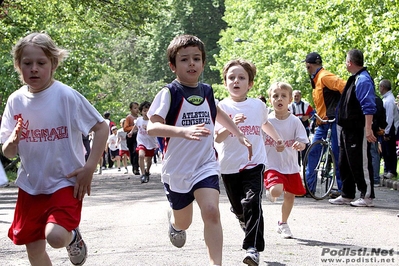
302, 114, 337, 200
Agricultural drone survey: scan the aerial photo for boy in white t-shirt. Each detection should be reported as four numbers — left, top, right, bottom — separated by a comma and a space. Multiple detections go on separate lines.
107, 126, 121, 171
0, 32, 108, 266
117, 118, 129, 174
147, 35, 252, 266
131, 101, 158, 183
264, 82, 308, 239
215, 59, 284, 266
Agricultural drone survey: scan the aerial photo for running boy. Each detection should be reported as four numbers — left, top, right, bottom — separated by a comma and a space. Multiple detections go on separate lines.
214, 59, 283, 266
147, 35, 252, 266
263, 82, 308, 239
0, 32, 108, 265
117, 118, 130, 174
132, 101, 158, 183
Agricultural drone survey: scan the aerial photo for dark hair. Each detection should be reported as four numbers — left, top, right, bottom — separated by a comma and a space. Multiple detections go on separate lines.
103, 111, 110, 118
222, 59, 257, 84
129, 102, 139, 109
139, 101, 151, 112
347, 49, 364, 67
167, 35, 206, 67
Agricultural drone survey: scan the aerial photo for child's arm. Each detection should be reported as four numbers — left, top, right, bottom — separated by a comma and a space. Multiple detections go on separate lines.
147, 115, 211, 140
215, 113, 246, 143
2, 118, 23, 159
127, 125, 137, 138
67, 121, 108, 200
215, 106, 252, 160
262, 121, 285, 152
292, 141, 306, 151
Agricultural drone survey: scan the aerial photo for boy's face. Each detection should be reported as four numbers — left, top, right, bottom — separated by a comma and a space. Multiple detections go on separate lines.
224, 65, 253, 102
269, 87, 292, 112
130, 104, 139, 115
20, 44, 55, 93
169, 46, 204, 87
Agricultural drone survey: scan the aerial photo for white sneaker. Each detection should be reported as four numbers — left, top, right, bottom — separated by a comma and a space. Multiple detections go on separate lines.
328, 195, 352, 205
265, 189, 276, 203
243, 247, 259, 266
277, 222, 293, 239
350, 198, 374, 207
167, 210, 186, 248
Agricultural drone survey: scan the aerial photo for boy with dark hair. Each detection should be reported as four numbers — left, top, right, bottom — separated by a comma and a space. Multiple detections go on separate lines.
147, 35, 252, 266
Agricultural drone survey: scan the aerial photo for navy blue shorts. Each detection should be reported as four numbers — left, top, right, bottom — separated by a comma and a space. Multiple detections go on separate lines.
164, 175, 220, 210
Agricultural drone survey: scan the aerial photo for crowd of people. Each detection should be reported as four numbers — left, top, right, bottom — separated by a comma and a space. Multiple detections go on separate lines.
1, 32, 399, 266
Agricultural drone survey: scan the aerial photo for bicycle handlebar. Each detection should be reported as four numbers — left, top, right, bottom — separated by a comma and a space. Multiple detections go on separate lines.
314, 113, 336, 124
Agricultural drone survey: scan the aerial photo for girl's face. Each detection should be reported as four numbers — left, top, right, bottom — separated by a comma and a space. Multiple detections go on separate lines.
269, 87, 292, 112
169, 46, 204, 87
20, 44, 55, 93
224, 65, 253, 102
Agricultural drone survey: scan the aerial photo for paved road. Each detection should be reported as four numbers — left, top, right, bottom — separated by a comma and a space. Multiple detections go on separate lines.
1, 163, 398, 266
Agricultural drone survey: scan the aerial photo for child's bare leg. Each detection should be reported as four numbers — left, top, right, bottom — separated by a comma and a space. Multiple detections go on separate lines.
122, 155, 127, 168
138, 150, 146, 175
145, 156, 152, 174
172, 203, 193, 231
194, 188, 223, 265
281, 192, 295, 223
269, 183, 284, 198
115, 156, 121, 168
45, 223, 73, 248
26, 240, 51, 266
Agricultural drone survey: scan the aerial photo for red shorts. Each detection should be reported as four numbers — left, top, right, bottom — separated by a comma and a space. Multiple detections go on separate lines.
119, 149, 130, 157
264, 170, 306, 196
8, 186, 82, 245
136, 144, 155, 157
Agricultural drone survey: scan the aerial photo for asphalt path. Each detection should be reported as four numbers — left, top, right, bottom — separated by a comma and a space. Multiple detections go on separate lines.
1, 163, 398, 266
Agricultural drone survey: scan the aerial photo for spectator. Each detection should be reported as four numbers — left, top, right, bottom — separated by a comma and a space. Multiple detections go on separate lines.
370, 95, 387, 186
330, 49, 376, 207
379, 79, 399, 179
303, 52, 346, 197
288, 90, 314, 165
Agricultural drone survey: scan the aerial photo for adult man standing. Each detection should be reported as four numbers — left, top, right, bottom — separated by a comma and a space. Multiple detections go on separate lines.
379, 79, 399, 179
303, 52, 346, 196
330, 49, 376, 207
289, 90, 314, 164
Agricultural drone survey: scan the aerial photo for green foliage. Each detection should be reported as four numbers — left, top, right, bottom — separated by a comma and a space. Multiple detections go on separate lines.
215, 0, 399, 104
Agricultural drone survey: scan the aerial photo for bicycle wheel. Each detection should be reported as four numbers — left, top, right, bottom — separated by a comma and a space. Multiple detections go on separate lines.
303, 140, 336, 200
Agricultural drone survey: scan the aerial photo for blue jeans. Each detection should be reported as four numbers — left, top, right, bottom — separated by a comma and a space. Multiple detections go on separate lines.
369, 139, 381, 184
305, 122, 342, 192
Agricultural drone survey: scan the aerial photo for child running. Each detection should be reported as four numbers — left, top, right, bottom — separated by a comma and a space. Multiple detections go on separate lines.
214, 59, 283, 266
147, 35, 252, 266
0, 32, 108, 265
132, 101, 158, 183
263, 82, 308, 239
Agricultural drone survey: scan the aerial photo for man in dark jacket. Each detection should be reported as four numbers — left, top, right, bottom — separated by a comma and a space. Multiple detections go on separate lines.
329, 49, 376, 207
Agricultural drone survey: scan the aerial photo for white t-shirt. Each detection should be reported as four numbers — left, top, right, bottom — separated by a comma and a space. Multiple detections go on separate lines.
135, 117, 158, 149
0, 81, 104, 195
215, 98, 269, 174
148, 86, 219, 193
107, 134, 119, 151
264, 112, 309, 174
117, 129, 128, 151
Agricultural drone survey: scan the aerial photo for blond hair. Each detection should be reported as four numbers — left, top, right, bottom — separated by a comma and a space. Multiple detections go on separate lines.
12, 32, 68, 78
268, 82, 293, 97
